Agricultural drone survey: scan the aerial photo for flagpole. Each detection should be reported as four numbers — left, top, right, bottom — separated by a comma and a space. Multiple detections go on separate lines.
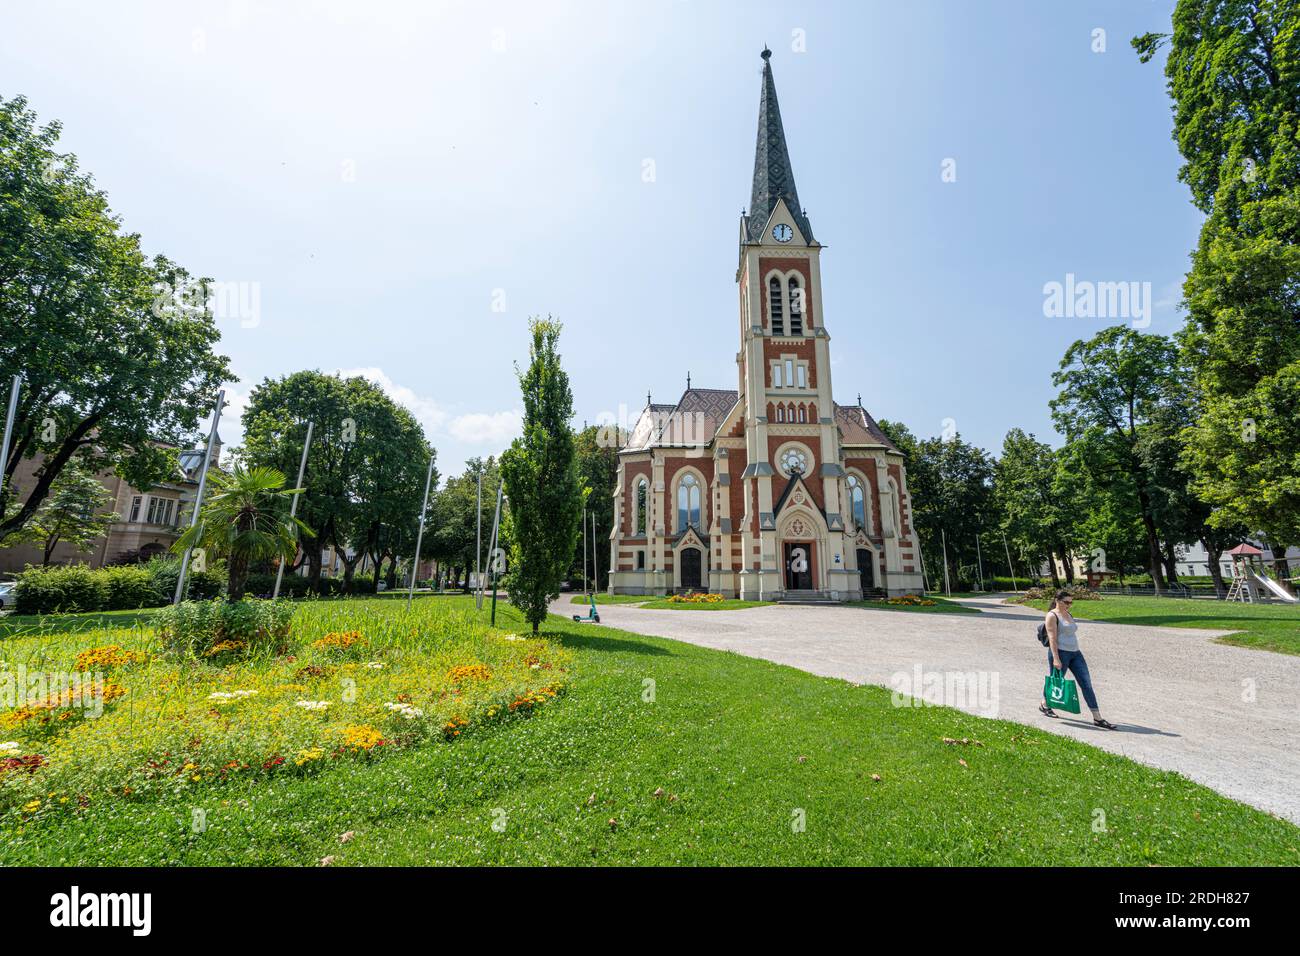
273, 420, 313, 600
407, 452, 436, 610
475, 469, 483, 609
174, 390, 224, 604
940, 527, 952, 597
488, 483, 504, 626
0, 374, 21, 506
1002, 532, 1019, 593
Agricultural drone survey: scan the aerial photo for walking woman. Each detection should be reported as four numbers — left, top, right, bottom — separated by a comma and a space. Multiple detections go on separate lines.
1039, 590, 1116, 729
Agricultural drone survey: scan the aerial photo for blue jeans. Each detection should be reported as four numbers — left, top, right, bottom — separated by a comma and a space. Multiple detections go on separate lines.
1048, 648, 1099, 711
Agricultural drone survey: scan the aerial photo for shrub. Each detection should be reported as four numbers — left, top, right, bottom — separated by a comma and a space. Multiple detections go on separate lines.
1012, 584, 1101, 604
14, 565, 108, 615
155, 599, 295, 659
145, 556, 224, 603
99, 565, 157, 610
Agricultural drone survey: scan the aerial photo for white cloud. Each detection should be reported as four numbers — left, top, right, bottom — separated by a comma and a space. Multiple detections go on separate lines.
339, 366, 449, 435
448, 410, 522, 446
339, 366, 519, 448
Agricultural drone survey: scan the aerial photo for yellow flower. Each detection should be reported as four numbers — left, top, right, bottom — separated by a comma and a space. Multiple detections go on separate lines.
22, 799, 40, 813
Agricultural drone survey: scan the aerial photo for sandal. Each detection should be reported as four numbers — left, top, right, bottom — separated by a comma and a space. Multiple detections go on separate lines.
1093, 718, 1116, 730
1038, 703, 1058, 718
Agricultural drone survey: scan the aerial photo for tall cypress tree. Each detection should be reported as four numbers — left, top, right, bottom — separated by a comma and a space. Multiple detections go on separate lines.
500, 318, 582, 633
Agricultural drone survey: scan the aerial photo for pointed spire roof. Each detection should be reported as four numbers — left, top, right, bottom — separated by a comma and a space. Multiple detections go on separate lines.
747, 48, 813, 243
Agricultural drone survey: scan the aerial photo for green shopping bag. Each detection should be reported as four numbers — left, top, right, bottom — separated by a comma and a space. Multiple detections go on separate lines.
1043, 668, 1080, 714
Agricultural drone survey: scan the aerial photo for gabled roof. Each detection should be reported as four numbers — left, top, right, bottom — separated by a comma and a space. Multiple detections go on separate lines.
746, 49, 814, 245
621, 389, 898, 455
622, 388, 740, 451
835, 403, 898, 452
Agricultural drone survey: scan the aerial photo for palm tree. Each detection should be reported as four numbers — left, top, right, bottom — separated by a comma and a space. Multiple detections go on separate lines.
174, 465, 311, 601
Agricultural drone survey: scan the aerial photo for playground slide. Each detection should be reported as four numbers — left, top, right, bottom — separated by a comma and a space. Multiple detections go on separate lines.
1248, 570, 1300, 603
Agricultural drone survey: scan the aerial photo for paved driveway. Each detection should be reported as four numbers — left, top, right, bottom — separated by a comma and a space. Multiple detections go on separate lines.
553, 595, 1300, 823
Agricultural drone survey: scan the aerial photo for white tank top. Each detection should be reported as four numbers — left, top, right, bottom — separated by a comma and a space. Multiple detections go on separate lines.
1052, 610, 1079, 652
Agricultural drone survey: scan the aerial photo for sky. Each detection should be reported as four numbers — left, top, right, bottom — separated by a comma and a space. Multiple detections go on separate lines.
1, 0, 1196, 474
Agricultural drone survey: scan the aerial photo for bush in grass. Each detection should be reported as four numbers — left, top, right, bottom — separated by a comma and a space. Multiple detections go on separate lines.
14, 565, 107, 615
1012, 584, 1101, 604
144, 556, 224, 603
99, 565, 157, 610
156, 599, 295, 659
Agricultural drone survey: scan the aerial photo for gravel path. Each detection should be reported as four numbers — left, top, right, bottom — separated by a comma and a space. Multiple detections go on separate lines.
552, 595, 1300, 823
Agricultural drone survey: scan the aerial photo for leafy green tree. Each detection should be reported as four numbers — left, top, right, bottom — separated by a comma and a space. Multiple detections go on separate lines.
429, 456, 501, 591
13, 460, 115, 566
173, 465, 309, 601
994, 429, 1078, 587
0, 95, 232, 543
500, 318, 582, 633
571, 424, 620, 589
238, 371, 434, 594
1050, 326, 1184, 591
879, 420, 995, 591
1135, 1, 1300, 582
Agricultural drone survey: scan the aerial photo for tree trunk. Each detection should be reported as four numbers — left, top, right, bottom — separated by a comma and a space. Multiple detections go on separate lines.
1162, 540, 1180, 585
1058, 545, 1074, 584
1048, 553, 1061, 589
306, 546, 323, 594
1136, 491, 1166, 593
1275, 558, 1295, 597
1203, 537, 1226, 598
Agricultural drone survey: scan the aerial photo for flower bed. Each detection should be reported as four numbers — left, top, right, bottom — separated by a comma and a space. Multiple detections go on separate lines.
666, 592, 724, 604
0, 599, 571, 820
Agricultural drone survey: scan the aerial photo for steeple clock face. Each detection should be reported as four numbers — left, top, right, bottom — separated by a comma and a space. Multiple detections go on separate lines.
772, 223, 793, 243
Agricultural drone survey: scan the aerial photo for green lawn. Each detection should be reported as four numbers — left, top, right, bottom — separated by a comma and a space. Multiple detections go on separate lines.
1020, 596, 1300, 656
568, 594, 651, 606
849, 596, 979, 615
2, 597, 1295, 865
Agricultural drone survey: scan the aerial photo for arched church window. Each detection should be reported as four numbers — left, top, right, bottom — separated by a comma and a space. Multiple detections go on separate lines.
769, 277, 784, 336
847, 474, 866, 530
776, 405, 784, 423
797, 405, 806, 423
677, 473, 701, 530
789, 276, 804, 335
635, 479, 648, 535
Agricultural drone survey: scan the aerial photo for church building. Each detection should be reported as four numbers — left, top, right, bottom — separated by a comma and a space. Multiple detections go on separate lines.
607, 50, 925, 601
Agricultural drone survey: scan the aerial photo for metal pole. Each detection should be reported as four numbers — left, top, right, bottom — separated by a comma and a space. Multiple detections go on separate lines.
0, 374, 21, 507
592, 511, 599, 592
273, 420, 313, 600
488, 482, 504, 626
407, 452, 436, 610
174, 390, 224, 604
940, 527, 951, 597
975, 533, 985, 592
583, 506, 589, 595
1002, 532, 1019, 592
475, 469, 483, 609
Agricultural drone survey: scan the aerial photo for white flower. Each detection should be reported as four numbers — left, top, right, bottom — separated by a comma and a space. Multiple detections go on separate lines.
208, 689, 257, 701
530, 663, 541, 670
0, 742, 21, 754
363, 662, 385, 669
295, 700, 331, 712
383, 701, 423, 719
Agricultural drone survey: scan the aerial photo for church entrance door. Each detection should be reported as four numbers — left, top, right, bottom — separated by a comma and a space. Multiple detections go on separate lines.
680, 548, 703, 590
857, 548, 875, 593
784, 542, 813, 590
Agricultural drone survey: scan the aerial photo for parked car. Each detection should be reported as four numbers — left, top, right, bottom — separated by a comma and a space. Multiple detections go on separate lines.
0, 581, 15, 610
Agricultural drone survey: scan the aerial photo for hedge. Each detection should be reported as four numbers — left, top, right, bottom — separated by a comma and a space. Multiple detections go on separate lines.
13, 560, 224, 615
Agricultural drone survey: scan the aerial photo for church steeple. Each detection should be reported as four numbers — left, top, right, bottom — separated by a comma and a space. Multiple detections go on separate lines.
747, 48, 813, 244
